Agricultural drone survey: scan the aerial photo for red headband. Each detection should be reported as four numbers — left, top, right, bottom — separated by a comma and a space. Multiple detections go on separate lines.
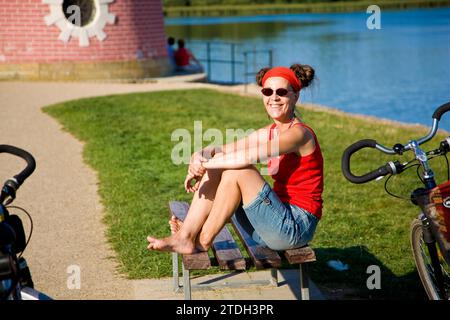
262, 67, 302, 92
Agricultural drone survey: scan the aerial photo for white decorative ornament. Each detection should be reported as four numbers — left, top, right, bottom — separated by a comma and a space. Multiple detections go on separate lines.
43, 0, 116, 47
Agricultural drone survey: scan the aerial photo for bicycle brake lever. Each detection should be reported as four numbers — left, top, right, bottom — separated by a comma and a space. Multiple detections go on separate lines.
1, 180, 18, 206
427, 148, 443, 156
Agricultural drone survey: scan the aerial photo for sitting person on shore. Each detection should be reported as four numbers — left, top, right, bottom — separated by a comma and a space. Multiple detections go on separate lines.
147, 64, 323, 254
166, 36, 176, 70
174, 39, 203, 74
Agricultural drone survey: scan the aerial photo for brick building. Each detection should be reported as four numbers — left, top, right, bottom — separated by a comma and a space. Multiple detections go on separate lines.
0, 0, 171, 80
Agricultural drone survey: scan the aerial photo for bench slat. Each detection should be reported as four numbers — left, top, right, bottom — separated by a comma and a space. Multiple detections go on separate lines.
230, 214, 282, 269
168, 201, 245, 270
212, 226, 246, 270
168, 201, 190, 220
284, 246, 317, 264
182, 253, 211, 270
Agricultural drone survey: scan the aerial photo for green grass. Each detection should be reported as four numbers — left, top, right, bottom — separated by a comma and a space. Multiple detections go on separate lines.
162, 0, 450, 17
43, 89, 448, 299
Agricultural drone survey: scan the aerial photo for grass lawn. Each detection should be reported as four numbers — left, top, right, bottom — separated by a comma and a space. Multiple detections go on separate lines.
162, 0, 450, 17
43, 89, 448, 299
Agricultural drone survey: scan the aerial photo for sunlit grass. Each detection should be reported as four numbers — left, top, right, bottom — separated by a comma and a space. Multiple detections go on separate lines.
43, 89, 448, 299
162, 0, 450, 17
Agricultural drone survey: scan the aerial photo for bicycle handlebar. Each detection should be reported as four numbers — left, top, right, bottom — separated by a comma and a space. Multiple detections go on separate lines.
341, 139, 394, 184
373, 102, 450, 155
432, 102, 450, 121
0, 145, 36, 186
342, 102, 450, 184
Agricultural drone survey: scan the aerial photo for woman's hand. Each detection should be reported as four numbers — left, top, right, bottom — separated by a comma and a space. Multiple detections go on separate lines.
184, 152, 208, 193
184, 172, 201, 193
189, 152, 207, 177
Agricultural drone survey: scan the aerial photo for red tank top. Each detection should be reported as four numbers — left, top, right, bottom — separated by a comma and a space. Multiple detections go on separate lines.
267, 122, 324, 219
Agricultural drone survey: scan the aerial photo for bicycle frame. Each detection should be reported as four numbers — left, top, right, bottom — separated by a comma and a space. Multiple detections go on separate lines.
0, 203, 27, 300
410, 140, 448, 299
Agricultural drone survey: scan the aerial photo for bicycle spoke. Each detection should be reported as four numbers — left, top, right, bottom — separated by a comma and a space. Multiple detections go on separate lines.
419, 237, 450, 298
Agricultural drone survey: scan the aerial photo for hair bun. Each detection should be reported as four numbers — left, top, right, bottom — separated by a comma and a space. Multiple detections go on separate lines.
290, 64, 315, 88
255, 68, 271, 86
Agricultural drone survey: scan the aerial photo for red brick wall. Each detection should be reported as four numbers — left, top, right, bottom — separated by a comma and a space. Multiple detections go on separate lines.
0, 0, 168, 63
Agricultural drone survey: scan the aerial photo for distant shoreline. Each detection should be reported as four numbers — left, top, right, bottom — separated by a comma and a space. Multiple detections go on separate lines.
300, 102, 450, 136
163, 0, 450, 17
208, 83, 450, 135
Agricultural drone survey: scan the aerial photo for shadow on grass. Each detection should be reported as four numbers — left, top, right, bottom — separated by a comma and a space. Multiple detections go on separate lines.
283, 246, 428, 300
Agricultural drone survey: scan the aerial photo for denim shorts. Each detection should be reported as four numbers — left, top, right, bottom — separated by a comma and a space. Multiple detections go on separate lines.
235, 182, 319, 251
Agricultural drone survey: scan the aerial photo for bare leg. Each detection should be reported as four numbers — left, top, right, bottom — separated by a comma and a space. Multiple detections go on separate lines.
197, 166, 265, 249
147, 166, 266, 253
147, 168, 224, 253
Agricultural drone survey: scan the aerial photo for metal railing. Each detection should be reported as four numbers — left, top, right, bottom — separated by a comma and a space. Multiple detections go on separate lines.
188, 41, 273, 84
243, 48, 273, 87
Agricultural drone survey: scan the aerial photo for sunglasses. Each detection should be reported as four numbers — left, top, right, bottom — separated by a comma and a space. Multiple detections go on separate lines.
261, 88, 292, 97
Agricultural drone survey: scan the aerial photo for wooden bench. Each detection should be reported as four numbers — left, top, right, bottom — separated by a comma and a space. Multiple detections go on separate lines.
169, 201, 317, 300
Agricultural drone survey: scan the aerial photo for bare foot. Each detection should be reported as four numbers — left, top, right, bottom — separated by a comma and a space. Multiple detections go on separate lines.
147, 233, 198, 254
168, 215, 183, 234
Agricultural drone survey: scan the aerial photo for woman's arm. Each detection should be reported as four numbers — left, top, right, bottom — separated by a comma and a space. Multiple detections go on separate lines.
194, 124, 271, 160
220, 124, 272, 155
186, 125, 270, 181
202, 125, 312, 170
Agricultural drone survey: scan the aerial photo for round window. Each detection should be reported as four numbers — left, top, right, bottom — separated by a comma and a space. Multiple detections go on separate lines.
45, 0, 116, 46
62, 0, 97, 27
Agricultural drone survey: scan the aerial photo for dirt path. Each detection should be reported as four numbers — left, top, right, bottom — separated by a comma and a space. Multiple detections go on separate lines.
0, 80, 224, 299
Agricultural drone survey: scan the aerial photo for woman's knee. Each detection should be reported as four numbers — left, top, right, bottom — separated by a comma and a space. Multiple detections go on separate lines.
221, 166, 259, 184
220, 168, 239, 180
221, 166, 256, 179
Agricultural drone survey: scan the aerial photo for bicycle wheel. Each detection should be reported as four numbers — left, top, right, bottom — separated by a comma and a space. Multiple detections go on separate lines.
410, 219, 450, 300
20, 286, 52, 300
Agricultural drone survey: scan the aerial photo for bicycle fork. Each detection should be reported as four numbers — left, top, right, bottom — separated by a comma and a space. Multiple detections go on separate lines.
420, 214, 447, 299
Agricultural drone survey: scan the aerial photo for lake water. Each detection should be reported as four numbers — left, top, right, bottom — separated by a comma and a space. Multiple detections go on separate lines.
165, 8, 450, 131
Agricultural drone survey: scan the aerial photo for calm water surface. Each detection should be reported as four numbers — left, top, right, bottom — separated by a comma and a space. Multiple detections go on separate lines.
166, 8, 450, 130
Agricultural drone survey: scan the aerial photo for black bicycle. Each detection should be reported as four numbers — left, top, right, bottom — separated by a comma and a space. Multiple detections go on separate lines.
0, 144, 51, 300
341, 102, 450, 300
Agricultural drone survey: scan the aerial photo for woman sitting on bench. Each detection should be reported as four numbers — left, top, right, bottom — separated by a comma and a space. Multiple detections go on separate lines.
147, 64, 324, 254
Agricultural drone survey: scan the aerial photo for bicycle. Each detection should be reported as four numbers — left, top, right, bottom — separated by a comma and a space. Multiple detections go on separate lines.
0, 144, 51, 300
341, 102, 450, 300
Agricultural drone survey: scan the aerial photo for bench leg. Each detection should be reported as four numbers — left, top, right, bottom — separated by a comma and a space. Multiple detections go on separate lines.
270, 268, 278, 287
172, 252, 181, 292
182, 263, 192, 300
299, 264, 310, 300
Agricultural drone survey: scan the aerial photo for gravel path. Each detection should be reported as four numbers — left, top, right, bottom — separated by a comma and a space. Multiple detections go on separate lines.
0, 80, 223, 299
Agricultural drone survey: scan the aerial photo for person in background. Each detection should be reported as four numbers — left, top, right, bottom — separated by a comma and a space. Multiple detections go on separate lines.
166, 37, 176, 71
174, 39, 203, 74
